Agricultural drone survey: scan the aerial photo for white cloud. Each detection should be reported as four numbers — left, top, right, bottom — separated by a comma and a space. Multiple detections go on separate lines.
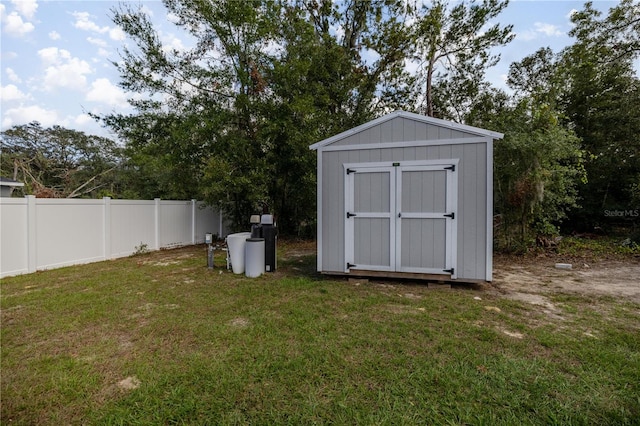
2, 105, 60, 128
166, 12, 180, 24
72, 11, 126, 41
87, 37, 107, 48
97, 48, 110, 57
74, 113, 93, 126
10, 0, 38, 20
5, 67, 22, 83
38, 46, 78, 65
86, 78, 128, 108
37, 47, 93, 91
49, 30, 60, 40
2, 11, 35, 37
3, 51, 18, 60
162, 33, 187, 53
1, 84, 30, 101
534, 22, 563, 37
72, 11, 109, 33
140, 5, 154, 17
518, 22, 563, 41
108, 26, 126, 41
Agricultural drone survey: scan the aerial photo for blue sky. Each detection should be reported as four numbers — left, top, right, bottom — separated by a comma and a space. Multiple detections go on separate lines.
0, 0, 623, 139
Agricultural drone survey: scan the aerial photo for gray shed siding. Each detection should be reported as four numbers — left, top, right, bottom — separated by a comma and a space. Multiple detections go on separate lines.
331, 117, 479, 146
321, 141, 487, 280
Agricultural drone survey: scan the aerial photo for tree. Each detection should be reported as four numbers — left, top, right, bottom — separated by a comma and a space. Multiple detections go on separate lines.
467, 82, 585, 252
559, 0, 640, 231
101, 0, 414, 234
0, 122, 122, 198
410, 0, 514, 119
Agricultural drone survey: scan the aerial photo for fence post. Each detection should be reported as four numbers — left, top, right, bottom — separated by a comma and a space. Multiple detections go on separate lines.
219, 208, 224, 238
26, 195, 37, 273
191, 199, 196, 245
154, 198, 161, 250
103, 197, 111, 259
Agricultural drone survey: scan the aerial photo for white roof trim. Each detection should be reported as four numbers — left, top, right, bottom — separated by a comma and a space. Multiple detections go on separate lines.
0, 180, 24, 187
309, 110, 503, 150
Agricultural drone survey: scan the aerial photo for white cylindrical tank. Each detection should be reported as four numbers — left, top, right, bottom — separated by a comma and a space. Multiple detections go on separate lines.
245, 238, 265, 278
226, 232, 251, 274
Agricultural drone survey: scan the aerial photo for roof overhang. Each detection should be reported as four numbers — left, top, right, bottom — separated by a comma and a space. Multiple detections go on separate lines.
0, 178, 25, 188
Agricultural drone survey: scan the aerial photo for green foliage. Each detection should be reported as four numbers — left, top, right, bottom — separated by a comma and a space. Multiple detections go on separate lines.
0, 122, 123, 198
100, 0, 414, 234
557, 236, 640, 258
558, 0, 640, 231
91, 0, 638, 244
495, 110, 585, 252
132, 242, 150, 256
468, 85, 585, 252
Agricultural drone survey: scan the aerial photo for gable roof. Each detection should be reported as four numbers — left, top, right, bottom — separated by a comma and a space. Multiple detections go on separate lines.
309, 110, 503, 151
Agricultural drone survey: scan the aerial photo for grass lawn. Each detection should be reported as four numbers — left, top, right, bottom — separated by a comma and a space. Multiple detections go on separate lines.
1, 241, 639, 425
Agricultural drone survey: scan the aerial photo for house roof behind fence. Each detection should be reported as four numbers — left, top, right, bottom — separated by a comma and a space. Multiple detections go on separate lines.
0, 177, 24, 187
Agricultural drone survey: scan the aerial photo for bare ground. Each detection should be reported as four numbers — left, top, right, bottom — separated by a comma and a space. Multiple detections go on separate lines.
492, 254, 640, 304
283, 240, 640, 303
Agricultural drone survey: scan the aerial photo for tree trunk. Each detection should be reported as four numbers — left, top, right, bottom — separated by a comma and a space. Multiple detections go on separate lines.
425, 55, 436, 117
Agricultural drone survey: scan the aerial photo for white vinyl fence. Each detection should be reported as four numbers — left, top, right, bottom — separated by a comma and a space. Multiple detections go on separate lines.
0, 196, 229, 278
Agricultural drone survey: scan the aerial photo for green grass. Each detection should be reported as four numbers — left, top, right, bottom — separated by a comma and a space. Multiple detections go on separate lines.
556, 235, 640, 258
2, 243, 639, 425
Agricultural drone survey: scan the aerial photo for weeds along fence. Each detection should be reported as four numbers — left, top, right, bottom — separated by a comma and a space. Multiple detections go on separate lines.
0, 196, 229, 278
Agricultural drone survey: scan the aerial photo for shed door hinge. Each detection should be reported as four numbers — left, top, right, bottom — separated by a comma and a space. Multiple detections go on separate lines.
443, 268, 454, 275
444, 165, 455, 171
444, 212, 455, 219
346, 212, 357, 218
346, 168, 356, 174
347, 263, 357, 269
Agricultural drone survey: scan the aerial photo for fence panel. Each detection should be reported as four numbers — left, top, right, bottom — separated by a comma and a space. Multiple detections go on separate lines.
0, 198, 29, 277
35, 198, 105, 271
0, 196, 225, 278
195, 202, 223, 243
110, 200, 156, 257
159, 200, 193, 248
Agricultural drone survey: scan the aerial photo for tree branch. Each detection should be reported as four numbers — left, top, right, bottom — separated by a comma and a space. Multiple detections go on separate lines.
67, 166, 117, 198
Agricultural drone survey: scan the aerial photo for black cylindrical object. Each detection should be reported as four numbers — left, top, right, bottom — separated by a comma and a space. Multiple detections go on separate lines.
260, 214, 277, 272
251, 223, 262, 239
262, 225, 277, 272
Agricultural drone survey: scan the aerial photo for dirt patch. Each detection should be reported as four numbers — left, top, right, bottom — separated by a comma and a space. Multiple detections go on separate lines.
229, 317, 250, 328
497, 327, 524, 339
493, 255, 640, 303
117, 376, 141, 391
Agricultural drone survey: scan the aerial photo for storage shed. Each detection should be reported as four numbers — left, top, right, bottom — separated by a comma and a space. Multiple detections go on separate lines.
309, 111, 503, 282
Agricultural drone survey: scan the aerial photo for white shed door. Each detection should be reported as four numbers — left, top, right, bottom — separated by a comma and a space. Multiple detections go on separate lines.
345, 162, 457, 278
345, 167, 396, 272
